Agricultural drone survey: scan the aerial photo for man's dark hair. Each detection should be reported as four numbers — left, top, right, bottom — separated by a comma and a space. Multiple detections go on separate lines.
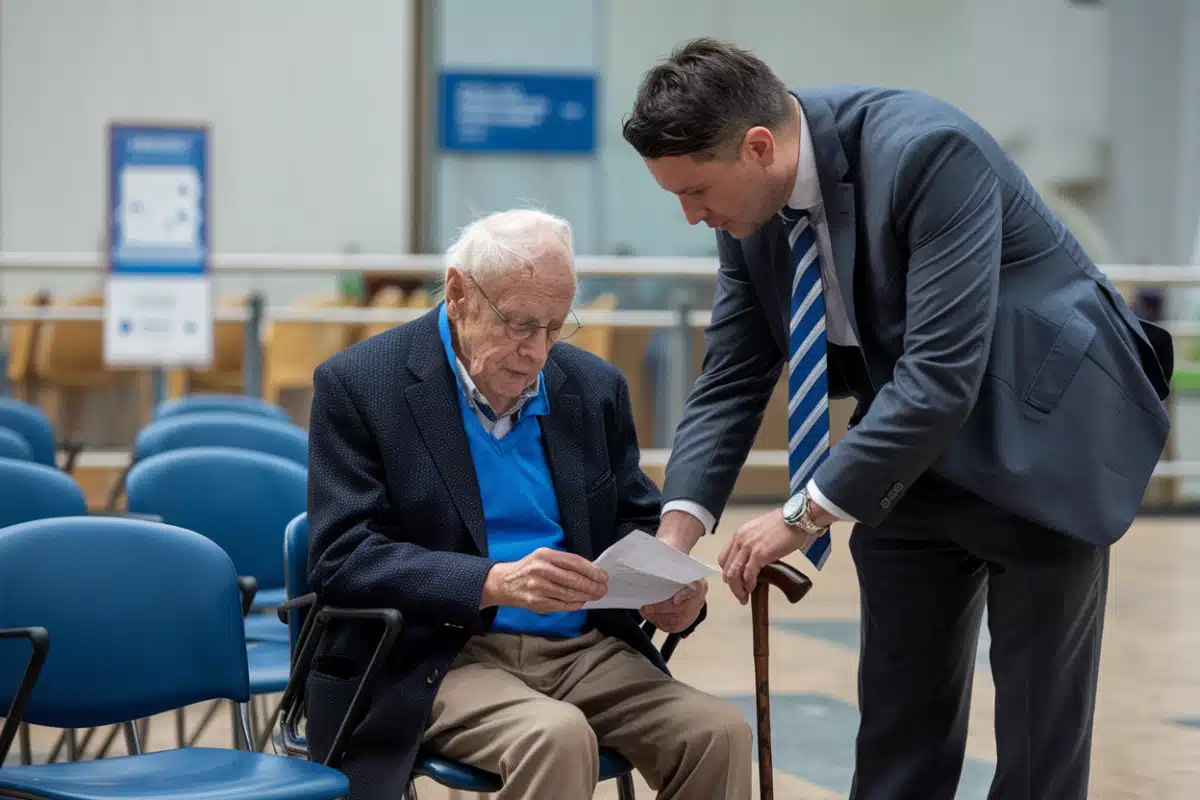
622, 37, 791, 161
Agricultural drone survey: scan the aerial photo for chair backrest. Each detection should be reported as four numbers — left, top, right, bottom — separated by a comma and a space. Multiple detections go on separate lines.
0, 397, 57, 467
154, 392, 291, 424
283, 511, 312, 650
125, 446, 306, 592
0, 425, 34, 462
0, 516, 250, 729
0, 458, 88, 528
134, 411, 308, 467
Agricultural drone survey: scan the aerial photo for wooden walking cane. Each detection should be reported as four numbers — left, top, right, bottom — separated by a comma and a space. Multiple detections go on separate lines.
751, 561, 814, 800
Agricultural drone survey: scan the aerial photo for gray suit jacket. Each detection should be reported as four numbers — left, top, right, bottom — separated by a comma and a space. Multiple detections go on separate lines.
662, 85, 1173, 547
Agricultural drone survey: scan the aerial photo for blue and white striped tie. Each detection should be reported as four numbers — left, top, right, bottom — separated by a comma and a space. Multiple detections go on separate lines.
782, 206, 832, 570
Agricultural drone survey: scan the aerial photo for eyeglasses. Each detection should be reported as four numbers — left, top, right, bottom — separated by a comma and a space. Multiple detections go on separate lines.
471, 278, 582, 343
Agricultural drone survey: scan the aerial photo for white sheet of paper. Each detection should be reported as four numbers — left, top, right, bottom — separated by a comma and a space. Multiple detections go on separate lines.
583, 530, 715, 610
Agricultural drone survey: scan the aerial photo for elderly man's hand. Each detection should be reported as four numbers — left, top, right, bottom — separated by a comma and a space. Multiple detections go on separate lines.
482, 548, 608, 613
640, 579, 707, 633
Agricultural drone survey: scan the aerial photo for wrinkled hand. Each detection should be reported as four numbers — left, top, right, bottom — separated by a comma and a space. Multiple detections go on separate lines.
483, 548, 608, 613
640, 578, 707, 633
718, 508, 813, 605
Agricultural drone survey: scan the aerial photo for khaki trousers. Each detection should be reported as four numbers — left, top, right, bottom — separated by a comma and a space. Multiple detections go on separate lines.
422, 628, 753, 799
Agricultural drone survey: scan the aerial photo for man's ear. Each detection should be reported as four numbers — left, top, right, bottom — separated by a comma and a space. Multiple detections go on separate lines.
444, 268, 467, 319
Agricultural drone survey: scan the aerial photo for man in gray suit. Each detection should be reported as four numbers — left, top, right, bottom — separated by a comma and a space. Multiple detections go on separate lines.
623, 38, 1174, 799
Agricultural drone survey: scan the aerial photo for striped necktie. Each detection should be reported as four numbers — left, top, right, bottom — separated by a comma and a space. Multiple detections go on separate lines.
781, 206, 832, 570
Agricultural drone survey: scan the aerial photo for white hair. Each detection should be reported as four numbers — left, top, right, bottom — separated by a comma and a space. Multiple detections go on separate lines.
444, 208, 577, 289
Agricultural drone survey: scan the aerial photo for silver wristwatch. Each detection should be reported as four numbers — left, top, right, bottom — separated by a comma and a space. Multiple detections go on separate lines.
782, 488, 829, 537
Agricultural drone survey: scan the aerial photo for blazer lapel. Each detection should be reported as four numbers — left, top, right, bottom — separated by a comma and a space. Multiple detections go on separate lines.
405, 318, 488, 555
797, 92, 861, 341
537, 358, 593, 561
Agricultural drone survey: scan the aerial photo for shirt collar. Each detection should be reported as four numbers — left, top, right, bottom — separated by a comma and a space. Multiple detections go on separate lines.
785, 97, 822, 212
437, 302, 548, 421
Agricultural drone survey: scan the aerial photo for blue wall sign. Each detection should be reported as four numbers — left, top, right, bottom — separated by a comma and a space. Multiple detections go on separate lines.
108, 123, 209, 275
439, 71, 597, 155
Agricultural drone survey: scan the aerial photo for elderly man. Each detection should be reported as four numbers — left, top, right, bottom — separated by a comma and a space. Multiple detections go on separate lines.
304, 209, 752, 800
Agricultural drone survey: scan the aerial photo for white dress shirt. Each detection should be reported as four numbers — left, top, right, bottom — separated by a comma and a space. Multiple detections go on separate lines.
452, 355, 540, 440
661, 102, 860, 532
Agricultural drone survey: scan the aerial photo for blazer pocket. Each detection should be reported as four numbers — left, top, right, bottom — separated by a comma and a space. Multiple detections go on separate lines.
1024, 310, 1097, 414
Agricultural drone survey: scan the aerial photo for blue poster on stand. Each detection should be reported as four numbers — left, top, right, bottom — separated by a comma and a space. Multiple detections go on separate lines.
439, 71, 597, 154
104, 123, 213, 367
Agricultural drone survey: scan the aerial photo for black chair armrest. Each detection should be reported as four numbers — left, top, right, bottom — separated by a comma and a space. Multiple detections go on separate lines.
0, 627, 50, 766
237, 576, 259, 618
260, 602, 403, 760
639, 600, 708, 665
276, 592, 318, 624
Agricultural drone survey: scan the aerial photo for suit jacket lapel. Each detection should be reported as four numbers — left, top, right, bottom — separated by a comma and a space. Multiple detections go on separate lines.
405, 316, 488, 555
797, 92, 861, 341
537, 357, 593, 561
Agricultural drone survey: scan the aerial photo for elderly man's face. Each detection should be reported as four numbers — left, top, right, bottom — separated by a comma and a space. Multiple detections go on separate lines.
445, 257, 576, 411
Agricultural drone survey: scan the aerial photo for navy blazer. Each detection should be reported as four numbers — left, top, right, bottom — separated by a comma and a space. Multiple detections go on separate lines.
304, 305, 696, 800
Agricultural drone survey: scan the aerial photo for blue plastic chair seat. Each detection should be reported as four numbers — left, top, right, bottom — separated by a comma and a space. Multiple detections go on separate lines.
0, 747, 348, 799
247, 642, 293, 695
245, 612, 291, 644
251, 587, 287, 610
413, 747, 634, 791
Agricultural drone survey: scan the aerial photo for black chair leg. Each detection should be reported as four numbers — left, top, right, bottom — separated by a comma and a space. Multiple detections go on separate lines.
616, 772, 636, 800
18, 723, 32, 765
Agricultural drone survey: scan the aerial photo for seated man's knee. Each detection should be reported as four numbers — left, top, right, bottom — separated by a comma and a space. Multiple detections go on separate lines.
516, 702, 598, 764
689, 696, 753, 760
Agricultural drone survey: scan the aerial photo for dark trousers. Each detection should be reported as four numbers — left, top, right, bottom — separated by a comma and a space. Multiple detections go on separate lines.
847, 473, 1109, 800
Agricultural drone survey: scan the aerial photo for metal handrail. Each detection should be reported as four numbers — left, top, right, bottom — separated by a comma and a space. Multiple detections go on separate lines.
2, 251, 1200, 282
0, 305, 720, 328
10, 304, 1200, 339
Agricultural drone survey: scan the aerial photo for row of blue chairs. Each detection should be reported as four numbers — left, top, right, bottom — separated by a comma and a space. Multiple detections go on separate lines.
0, 392, 666, 798
0, 394, 302, 764
0, 514, 351, 798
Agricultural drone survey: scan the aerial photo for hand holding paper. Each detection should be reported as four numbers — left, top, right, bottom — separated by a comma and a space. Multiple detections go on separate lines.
582, 530, 715, 611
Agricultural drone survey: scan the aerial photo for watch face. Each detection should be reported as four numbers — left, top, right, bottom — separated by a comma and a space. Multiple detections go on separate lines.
784, 492, 805, 521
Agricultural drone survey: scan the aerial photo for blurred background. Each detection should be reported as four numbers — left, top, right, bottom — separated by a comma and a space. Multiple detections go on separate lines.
3, 0, 1199, 510
1, 2, 1199, 797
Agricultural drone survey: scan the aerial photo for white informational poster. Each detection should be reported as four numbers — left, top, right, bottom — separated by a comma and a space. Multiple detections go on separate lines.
103, 275, 213, 366
104, 123, 213, 368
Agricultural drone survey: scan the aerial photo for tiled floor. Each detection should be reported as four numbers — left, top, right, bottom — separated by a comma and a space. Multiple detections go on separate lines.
9, 510, 1200, 798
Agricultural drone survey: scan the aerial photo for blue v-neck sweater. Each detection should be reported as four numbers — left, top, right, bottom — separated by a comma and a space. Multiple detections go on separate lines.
439, 307, 587, 638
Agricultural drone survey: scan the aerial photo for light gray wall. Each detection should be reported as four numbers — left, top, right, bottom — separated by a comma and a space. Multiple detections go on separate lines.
430, 0, 1113, 259
0, 0, 416, 301
1105, 0, 1198, 267
431, 0, 604, 256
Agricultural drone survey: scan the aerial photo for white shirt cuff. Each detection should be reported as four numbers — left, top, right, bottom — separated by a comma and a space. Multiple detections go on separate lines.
661, 500, 716, 536
807, 479, 858, 523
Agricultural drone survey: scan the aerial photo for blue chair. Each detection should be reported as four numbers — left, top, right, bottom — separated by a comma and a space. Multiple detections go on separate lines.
270, 513, 652, 800
0, 425, 35, 462
0, 457, 90, 766
108, 413, 308, 612
125, 447, 303, 746
0, 515, 349, 798
109, 412, 304, 614
154, 392, 292, 424
0, 396, 82, 471
0, 458, 88, 528
134, 412, 308, 468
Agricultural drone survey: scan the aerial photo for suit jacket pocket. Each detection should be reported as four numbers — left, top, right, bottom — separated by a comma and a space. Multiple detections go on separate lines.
1024, 310, 1097, 414
306, 665, 363, 765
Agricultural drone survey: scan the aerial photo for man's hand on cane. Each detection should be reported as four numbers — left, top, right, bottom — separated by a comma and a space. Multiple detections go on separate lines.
718, 499, 834, 605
